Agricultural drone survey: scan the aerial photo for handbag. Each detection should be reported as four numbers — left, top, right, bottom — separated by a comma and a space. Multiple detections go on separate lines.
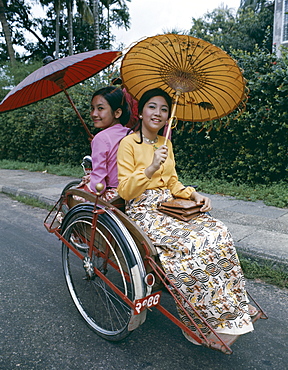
157, 198, 203, 221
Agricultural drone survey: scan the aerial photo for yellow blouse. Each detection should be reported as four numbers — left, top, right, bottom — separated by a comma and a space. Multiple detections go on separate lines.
117, 132, 195, 201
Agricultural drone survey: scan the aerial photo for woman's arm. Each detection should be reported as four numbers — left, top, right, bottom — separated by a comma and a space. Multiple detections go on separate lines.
90, 135, 108, 192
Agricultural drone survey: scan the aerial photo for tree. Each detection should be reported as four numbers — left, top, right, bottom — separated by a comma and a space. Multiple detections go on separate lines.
239, 0, 273, 12
38, 0, 66, 59
101, 0, 130, 48
92, 0, 100, 49
92, 0, 130, 49
9, 0, 48, 56
0, 0, 131, 62
37, 0, 93, 58
38, 0, 129, 54
66, 1, 93, 55
0, 0, 16, 66
67, 0, 73, 55
189, 5, 274, 53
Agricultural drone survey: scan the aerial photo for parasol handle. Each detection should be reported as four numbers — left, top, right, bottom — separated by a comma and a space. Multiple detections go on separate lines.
164, 91, 181, 145
63, 88, 94, 141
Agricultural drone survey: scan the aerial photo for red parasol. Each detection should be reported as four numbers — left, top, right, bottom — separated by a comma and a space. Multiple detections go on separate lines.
0, 49, 122, 139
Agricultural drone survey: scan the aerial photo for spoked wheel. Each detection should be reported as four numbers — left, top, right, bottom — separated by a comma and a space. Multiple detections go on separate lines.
61, 208, 144, 341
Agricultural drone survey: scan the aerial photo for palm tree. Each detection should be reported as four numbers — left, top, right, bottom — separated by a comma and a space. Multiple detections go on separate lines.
38, 0, 93, 57
55, 0, 62, 58
37, 0, 63, 58
38, 0, 129, 54
65, 0, 94, 55
66, 0, 73, 55
92, 0, 100, 49
0, 0, 16, 66
101, 0, 130, 48
83, 0, 130, 50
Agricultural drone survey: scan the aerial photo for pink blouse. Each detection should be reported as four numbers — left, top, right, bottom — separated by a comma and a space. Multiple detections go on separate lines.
90, 124, 129, 192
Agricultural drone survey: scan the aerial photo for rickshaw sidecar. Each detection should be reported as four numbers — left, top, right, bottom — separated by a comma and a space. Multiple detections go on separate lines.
44, 185, 267, 354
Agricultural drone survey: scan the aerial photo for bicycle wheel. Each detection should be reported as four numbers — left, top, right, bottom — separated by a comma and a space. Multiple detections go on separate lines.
61, 208, 143, 341
59, 180, 81, 215
61, 180, 82, 196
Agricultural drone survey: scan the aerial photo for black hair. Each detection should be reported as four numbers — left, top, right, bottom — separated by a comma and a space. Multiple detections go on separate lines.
129, 88, 172, 143
138, 88, 172, 116
111, 77, 122, 86
42, 56, 54, 65
91, 86, 131, 125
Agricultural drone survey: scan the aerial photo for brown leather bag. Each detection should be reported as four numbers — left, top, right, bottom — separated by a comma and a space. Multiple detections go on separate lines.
157, 198, 203, 221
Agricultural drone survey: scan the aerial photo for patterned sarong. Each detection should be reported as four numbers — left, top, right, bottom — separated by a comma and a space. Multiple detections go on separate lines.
126, 189, 254, 336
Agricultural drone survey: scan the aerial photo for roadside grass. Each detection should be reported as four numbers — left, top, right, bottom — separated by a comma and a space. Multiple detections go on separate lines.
0, 159, 83, 177
180, 176, 288, 209
8, 194, 52, 210
239, 255, 288, 289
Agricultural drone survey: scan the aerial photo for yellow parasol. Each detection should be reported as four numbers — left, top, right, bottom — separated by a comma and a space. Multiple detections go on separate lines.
120, 34, 247, 143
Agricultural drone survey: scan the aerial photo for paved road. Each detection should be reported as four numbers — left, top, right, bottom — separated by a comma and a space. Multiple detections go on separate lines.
0, 193, 287, 370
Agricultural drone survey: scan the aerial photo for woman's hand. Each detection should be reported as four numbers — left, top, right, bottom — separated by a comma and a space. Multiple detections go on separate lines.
145, 145, 168, 179
190, 191, 212, 213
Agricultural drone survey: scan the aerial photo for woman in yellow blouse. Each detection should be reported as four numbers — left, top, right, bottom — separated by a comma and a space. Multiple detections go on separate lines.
117, 88, 254, 344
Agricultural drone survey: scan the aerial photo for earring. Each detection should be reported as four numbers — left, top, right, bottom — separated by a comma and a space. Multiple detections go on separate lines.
139, 115, 143, 119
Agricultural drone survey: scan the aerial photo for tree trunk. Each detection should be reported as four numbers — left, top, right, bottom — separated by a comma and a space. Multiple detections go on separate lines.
107, 0, 110, 48
93, 0, 100, 49
55, 2, 61, 59
67, 0, 73, 55
0, 0, 16, 66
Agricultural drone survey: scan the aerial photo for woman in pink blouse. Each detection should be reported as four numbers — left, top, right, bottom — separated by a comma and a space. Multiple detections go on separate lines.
86, 86, 130, 201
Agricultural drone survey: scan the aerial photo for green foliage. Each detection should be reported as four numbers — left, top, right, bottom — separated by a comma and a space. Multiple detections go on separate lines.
189, 6, 274, 53
0, 5, 287, 189
239, 255, 288, 289
0, 78, 106, 165
0, 159, 83, 177
0, 0, 131, 62
0, 49, 287, 189
8, 194, 52, 210
239, 0, 273, 13
179, 176, 288, 208
0, 60, 42, 98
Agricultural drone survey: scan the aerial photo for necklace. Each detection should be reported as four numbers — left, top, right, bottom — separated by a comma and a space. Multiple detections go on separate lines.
142, 134, 158, 145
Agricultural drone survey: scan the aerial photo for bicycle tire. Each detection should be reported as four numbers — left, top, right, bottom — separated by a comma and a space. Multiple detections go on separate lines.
61, 208, 143, 341
59, 180, 81, 213
61, 180, 82, 196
